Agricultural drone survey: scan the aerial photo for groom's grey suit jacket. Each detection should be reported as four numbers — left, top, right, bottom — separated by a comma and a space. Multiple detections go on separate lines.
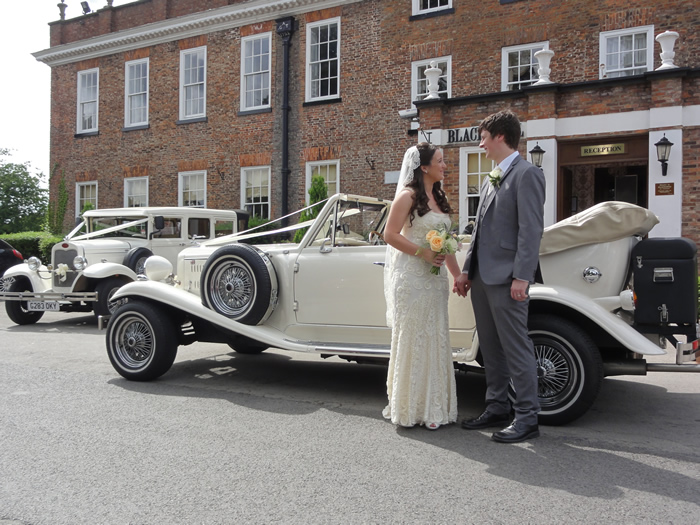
462, 155, 546, 283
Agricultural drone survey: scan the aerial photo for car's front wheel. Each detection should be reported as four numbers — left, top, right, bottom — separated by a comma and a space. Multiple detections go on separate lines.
94, 277, 127, 317
509, 314, 603, 426
106, 301, 178, 381
5, 278, 44, 325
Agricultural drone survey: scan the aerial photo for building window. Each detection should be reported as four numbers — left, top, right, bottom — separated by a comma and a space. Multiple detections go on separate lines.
241, 33, 271, 111
125, 58, 149, 127
600, 26, 654, 78
501, 42, 548, 91
179, 47, 206, 120
460, 148, 495, 231
76, 182, 97, 216
306, 18, 340, 101
412, 0, 451, 16
77, 69, 99, 133
179, 171, 206, 208
306, 160, 338, 203
124, 177, 149, 207
241, 166, 271, 219
412, 56, 451, 105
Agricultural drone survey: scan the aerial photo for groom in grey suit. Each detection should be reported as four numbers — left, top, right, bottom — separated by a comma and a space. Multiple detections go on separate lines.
454, 110, 546, 443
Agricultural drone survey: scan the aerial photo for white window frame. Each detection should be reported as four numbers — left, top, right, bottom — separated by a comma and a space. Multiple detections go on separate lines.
412, 0, 452, 16
178, 171, 207, 208
501, 42, 548, 91
124, 177, 149, 208
124, 58, 149, 127
179, 46, 207, 120
240, 32, 271, 111
411, 56, 452, 107
75, 181, 98, 217
458, 146, 495, 233
305, 17, 341, 102
240, 166, 271, 219
305, 160, 339, 204
599, 25, 654, 79
77, 68, 99, 133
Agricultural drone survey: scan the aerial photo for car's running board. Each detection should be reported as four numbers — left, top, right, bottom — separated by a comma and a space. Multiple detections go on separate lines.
289, 340, 391, 358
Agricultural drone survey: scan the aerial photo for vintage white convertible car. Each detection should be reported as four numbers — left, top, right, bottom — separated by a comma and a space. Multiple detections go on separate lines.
105, 194, 699, 425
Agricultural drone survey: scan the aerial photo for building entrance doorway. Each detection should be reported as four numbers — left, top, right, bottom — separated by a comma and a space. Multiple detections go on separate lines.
557, 136, 648, 221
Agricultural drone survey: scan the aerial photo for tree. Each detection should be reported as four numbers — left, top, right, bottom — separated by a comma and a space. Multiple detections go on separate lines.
0, 149, 48, 234
293, 175, 328, 243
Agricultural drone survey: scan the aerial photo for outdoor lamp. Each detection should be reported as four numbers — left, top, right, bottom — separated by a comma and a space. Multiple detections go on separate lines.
654, 135, 673, 176
529, 143, 545, 168
81, 2, 91, 15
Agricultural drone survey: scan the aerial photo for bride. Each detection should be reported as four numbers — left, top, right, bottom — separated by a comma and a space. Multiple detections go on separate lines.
383, 142, 460, 429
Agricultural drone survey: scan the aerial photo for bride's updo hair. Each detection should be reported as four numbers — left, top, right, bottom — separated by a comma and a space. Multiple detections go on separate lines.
405, 142, 452, 225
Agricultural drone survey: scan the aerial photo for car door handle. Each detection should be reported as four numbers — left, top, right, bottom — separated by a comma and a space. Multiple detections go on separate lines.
373, 262, 385, 267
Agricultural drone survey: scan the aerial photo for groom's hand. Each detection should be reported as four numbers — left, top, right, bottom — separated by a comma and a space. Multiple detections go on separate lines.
453, 273, 471, 297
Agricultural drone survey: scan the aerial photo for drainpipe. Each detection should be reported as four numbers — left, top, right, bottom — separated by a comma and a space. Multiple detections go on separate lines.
276, 17, 295, 225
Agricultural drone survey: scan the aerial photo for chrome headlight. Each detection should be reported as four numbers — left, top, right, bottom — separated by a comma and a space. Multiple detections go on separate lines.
73, 256, 88, 271
27, 256, 42, 271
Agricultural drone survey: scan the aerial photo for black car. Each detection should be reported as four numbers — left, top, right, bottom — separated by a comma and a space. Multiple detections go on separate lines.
0, 239, 23, 286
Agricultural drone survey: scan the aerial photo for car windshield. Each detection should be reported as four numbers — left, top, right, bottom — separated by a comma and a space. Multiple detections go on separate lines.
88, 217, 148, 238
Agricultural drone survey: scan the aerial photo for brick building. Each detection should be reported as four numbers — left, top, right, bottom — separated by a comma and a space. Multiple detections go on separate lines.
34, 0, 699, 248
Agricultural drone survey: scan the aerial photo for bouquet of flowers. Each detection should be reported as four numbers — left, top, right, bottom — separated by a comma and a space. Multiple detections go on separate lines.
425, 224, 461, 275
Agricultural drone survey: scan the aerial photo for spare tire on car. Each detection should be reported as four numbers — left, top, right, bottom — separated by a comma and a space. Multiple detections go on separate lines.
200, 244, 278, 325
123, 247, 153, 275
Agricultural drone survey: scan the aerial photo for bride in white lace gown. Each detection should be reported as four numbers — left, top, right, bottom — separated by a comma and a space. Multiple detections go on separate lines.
383, 143, 460, 429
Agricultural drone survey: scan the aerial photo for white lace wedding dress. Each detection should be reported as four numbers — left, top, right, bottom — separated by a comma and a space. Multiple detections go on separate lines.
383, 211, 458, 427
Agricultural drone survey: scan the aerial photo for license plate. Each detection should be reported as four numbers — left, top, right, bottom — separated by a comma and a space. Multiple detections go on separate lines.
27, 301, 59, 311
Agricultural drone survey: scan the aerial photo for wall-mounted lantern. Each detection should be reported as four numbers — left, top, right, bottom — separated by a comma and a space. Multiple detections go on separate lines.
654, 135, 673, 176
529, 143, 546, 169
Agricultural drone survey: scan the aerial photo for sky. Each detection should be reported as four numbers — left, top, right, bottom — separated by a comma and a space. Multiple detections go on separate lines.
0, 1, 132, 179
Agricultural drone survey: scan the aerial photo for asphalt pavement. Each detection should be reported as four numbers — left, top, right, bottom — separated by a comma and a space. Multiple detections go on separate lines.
1, 308, 699, 524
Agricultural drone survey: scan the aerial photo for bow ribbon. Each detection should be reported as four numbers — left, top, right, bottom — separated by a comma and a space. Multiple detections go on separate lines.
488, 167, 503, 188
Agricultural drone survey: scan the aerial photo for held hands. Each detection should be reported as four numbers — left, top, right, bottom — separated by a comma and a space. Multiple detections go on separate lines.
453, 273, 471, 297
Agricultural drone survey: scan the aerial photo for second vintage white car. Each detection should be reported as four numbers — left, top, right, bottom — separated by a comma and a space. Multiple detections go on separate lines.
105, 194, 699, 425
1, 206, 248, 324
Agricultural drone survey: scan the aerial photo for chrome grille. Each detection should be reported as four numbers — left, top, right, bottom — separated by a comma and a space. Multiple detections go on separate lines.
53, 248, 79, 288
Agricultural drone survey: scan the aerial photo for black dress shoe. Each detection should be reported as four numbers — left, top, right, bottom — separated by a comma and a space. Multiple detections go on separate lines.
461, 411, 511, 430
491, 421, 540, 443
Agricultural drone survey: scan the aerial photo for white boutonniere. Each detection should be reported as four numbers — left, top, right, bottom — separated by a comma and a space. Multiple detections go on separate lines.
488, 167, 503, 188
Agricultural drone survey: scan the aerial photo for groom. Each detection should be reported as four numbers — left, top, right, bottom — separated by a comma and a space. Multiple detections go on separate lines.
454, 110, 545, 443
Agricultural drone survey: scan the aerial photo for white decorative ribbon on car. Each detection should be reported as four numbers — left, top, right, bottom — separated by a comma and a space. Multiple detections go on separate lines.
55, 263, 69, 282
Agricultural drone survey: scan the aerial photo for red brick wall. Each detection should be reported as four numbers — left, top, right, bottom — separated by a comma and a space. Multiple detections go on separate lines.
46, 0, 700, 237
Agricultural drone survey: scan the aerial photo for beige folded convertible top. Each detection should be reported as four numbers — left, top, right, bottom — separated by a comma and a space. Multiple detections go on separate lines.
540, 201, 659, 255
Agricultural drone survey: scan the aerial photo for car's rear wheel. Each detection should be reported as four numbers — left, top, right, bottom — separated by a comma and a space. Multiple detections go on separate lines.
106, 301, 178, 381
200, 244, 277, 325
227, 334, 269, 354
509, 314, 603, 425
94, 277, 127, 317
5, 278, 44, 325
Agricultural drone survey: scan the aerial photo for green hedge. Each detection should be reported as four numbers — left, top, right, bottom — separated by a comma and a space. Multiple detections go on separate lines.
0, 231, 62, 263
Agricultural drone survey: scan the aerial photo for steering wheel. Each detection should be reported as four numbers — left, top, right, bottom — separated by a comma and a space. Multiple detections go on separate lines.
368, 230, 384, 245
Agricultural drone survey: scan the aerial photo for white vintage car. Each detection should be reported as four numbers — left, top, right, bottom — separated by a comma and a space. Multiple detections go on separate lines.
105, 194, 699, 425
1, 207, 247, 324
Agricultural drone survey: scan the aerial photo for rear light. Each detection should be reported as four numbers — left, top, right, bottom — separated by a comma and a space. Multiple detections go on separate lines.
12, 249, 22, 260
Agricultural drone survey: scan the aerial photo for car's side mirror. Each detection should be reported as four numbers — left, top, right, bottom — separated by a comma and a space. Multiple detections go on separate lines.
150, 216, 165, 239
319, 238, 333, 253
